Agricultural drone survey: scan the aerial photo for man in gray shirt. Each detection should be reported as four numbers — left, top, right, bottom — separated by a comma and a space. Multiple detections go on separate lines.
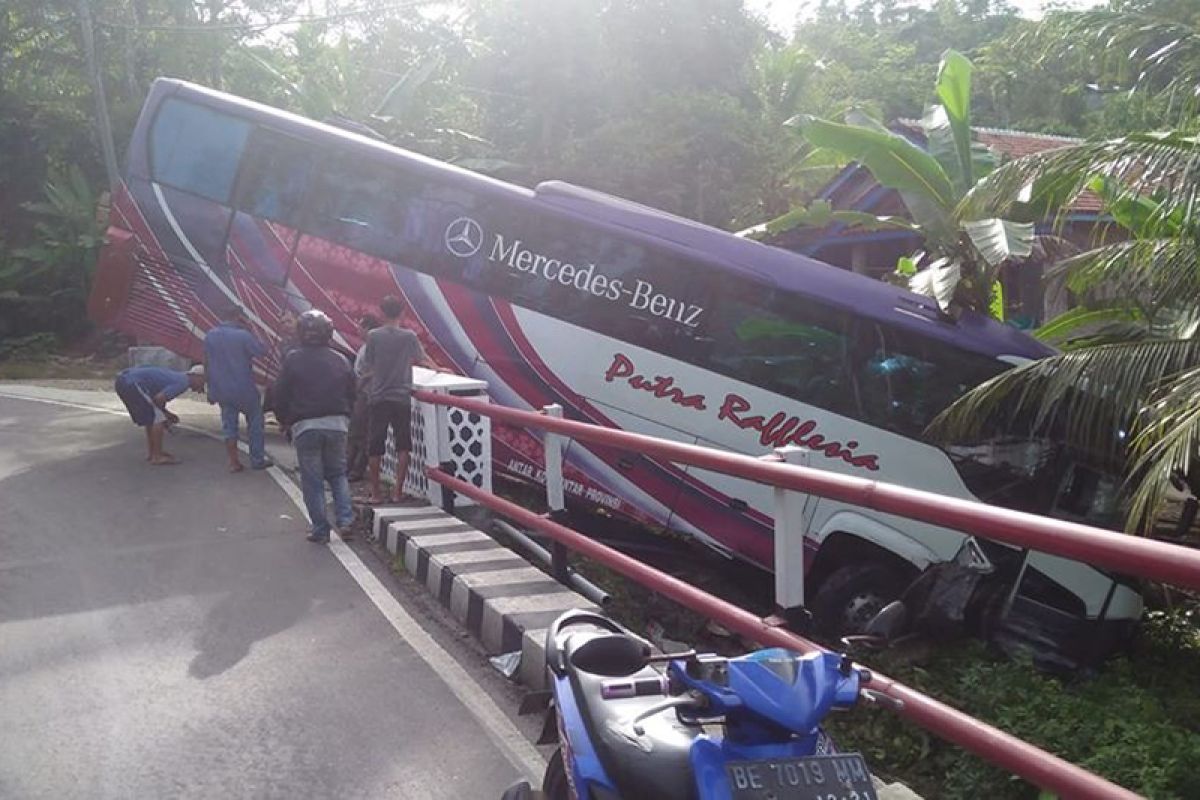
358, 295, 439, 503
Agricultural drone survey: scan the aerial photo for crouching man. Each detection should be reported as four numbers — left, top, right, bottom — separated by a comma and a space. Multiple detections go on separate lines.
114, 364, 206, 465
271, 310, 356, 543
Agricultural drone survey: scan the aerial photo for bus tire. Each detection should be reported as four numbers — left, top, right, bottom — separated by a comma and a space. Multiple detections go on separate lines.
811, 562, 910, 636
542, 748, 569, 800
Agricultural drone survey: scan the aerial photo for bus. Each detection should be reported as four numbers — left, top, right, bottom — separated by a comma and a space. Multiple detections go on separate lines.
89, 79, 1140, 667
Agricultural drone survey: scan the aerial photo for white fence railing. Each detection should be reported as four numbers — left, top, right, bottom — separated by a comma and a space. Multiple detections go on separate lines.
382, 367, 491, 508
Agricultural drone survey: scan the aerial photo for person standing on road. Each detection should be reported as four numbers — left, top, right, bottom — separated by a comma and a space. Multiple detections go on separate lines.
204, 306, 272, 472
358, 295, 440, 504
114, 364, 206, 465
347, 314, 380, 483
271, 309, 356, 543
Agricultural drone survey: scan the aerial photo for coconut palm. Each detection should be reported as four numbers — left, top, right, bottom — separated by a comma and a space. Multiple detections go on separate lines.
929, 5, 1200, 532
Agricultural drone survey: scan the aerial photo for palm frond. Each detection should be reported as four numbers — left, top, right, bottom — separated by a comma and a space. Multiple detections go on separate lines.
1050, 10, 1200, 103
1127, 366, 1200, 531
926, 340, 1200, 463
1034, 304, 1144, 346
1056, 236, 1200, 313
961, 131, 1200, 229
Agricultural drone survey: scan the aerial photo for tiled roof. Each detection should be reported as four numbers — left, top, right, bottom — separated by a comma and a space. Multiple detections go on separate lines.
895, 121, 1103, 212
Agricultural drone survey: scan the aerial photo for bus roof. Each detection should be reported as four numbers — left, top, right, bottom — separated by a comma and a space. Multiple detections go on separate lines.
534, 181, 1052, 361
154, 78, 1053, 363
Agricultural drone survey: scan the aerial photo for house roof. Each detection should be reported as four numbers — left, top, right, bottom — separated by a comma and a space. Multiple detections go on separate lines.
763, 121, 1109, 258
893, 120, 1103, 212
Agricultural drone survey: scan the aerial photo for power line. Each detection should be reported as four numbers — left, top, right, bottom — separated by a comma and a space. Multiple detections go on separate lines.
95, 0, 444, 34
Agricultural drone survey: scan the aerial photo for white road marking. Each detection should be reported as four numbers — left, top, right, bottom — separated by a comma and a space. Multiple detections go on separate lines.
0, 387, 547, 782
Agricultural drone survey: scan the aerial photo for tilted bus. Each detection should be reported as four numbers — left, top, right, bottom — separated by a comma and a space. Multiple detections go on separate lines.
89, 79, 1141, 667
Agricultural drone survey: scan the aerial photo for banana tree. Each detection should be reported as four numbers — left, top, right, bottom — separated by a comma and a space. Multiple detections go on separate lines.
764, 50, 1035, 318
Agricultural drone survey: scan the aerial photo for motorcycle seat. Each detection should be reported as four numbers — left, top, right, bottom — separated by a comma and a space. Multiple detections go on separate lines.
563, 632, 702, 800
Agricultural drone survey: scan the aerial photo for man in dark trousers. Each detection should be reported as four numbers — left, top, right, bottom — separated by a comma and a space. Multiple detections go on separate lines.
272, 310, 355, 543
204, 306, 271, 472
357, 295, 439, 504
114, 363, 206, 465
347, 314, 380, 482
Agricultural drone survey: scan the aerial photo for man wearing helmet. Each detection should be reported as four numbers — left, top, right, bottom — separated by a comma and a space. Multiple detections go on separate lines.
271, 309, 356, 543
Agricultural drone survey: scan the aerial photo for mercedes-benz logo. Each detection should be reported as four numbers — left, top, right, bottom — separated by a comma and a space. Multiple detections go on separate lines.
444, 216, 483, 258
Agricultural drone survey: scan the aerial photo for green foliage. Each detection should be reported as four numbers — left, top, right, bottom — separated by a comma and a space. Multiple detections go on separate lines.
0, 332, 58, 361
0, 163, 103, 340
772, 50, 1033, 316
9, 164, 103, 295
826, 607, 1200, 799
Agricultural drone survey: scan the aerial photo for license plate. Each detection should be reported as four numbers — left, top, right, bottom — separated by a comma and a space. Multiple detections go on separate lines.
725, 754, 878, 800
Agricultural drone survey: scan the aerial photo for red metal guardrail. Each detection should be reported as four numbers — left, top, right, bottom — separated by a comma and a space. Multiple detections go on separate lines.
416, 391, 1200, 591
414, 390, 1200, 798
429, 469, 1138, 800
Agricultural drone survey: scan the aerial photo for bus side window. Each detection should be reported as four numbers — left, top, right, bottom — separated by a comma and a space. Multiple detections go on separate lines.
706, 283, 857, 417
235, 129, 315, 228
306, 158, 414, 259
149, 97, 252, 203
855, 322, 1007, 437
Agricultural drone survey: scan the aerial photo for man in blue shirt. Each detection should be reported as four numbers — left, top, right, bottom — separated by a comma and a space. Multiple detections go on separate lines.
114, 364, 206, 464
204, 306, 271, 472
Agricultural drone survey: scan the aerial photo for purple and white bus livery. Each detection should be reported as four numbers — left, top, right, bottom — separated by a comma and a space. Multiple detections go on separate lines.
89, 79, 1141, 666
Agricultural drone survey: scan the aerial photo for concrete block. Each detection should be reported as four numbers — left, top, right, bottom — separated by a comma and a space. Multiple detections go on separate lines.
449, 568, 548, 623
481, 592, 589, 654
128, 346, 189, 371
372, 506, 442, 540
520, 627, 550, 689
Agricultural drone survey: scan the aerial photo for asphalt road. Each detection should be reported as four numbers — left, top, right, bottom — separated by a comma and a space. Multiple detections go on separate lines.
0, 394, 530, 799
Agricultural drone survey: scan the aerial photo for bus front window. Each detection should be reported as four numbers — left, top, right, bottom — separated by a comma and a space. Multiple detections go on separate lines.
854, 322, 1008, 438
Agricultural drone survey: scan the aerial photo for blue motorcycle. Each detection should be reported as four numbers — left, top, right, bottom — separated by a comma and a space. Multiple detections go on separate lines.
504, 609, 881, 800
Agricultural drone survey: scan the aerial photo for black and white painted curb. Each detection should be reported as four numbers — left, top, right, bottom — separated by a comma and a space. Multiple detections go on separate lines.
371, 505, 598, 689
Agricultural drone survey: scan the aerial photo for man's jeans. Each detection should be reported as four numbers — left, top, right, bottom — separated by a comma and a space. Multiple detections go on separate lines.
219, 393, 267, 466
293, 428, 353, 541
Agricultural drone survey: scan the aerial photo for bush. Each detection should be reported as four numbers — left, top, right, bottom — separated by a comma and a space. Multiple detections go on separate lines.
826, 607, 1200, 799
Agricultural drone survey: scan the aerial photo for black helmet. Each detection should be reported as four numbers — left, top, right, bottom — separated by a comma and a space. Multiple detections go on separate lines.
297, 309, 333, 345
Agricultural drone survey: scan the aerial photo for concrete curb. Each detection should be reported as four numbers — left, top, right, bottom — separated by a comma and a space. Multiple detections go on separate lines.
370, 505, 598, 689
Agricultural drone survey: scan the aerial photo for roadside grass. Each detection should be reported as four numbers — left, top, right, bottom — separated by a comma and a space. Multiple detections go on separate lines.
0, 355, 124, 381
820, 610, 1200, 800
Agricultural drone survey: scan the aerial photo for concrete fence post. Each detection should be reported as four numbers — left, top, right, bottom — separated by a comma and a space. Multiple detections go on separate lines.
543, 404, 566, 514
773, 446, 811, 625
542, 403, 569, 581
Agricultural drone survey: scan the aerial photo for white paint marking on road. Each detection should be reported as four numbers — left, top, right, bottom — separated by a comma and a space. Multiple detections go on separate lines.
261, 465, 546, 781
0, 388, 547, 782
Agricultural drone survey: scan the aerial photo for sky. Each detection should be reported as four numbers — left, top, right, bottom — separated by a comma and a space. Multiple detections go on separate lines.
746, 0, 1103, 32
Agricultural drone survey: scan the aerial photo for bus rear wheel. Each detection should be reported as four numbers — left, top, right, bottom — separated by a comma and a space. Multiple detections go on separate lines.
811, 562, 910, 636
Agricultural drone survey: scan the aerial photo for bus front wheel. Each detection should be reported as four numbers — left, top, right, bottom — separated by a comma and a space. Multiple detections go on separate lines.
811, 562, 910, 636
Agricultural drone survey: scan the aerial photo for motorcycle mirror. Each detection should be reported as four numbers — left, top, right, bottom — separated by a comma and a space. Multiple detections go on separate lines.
863, 600, 908, 642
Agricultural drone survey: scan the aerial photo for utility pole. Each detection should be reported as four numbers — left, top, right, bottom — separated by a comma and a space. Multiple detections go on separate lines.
77, 0, 121, 191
